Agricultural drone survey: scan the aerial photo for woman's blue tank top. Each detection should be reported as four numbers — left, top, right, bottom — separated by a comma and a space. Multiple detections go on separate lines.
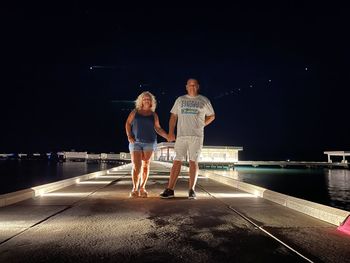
131, 112, 157, 143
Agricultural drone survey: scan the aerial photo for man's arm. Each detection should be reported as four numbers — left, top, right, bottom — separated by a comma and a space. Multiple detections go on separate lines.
205, 114, 215, 126
168, 113, 177, 142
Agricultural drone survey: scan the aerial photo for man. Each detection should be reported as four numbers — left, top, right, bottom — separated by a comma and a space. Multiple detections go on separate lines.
160, 78, 215, 199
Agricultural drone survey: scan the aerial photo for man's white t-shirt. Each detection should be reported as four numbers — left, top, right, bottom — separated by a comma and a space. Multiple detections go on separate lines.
170, 94, 215, 138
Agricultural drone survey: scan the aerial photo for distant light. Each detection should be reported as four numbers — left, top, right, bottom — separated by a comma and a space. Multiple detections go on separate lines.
305, 67, 308, 71
238, 88, 241, 91
90, 67, 93, 70
268, 79, 272, 82
249, 85, 253, 88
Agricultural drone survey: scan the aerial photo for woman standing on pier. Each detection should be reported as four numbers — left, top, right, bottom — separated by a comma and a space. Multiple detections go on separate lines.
125, 91, 168, 198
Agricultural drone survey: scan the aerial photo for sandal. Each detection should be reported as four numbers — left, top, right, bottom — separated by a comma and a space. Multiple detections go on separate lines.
129, 190, 139, 198
139, 189, 148, 198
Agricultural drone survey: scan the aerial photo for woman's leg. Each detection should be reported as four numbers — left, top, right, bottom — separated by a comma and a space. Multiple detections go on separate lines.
131, 151, 142, 192
139, 151, 153, 192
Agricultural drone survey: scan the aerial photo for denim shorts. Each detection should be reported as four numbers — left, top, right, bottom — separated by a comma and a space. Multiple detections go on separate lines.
129, 141, 157, 152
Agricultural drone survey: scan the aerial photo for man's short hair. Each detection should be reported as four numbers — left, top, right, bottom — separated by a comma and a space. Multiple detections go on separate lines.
187, 78, 199, 85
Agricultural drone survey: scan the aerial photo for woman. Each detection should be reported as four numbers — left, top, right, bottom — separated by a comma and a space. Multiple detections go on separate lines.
125, 91, 168, 198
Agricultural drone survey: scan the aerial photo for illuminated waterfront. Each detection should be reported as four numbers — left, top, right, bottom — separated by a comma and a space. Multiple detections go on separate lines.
207, 167, 350, 211
0, 160, 117, 195
1, 160, 349, 211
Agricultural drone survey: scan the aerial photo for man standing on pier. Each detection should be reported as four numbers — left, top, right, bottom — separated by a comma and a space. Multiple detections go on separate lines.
160, 78, 215, 199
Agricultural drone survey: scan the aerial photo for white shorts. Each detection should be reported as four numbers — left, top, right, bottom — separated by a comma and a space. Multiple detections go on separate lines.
174, 136, 204, 162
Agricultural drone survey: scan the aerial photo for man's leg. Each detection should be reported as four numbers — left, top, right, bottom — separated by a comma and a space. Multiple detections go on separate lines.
189, 160, 199, 190
160, 160, 182, 198
168, 160, 182, 190
187, 136, 203, 199
160, 138, 186, 198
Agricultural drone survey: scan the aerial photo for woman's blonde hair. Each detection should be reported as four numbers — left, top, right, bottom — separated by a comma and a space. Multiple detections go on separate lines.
135, 91, 157, 112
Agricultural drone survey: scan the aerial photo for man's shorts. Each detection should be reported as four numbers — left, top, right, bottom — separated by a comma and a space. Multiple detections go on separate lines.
129, 141, 157, 152
174, 136, 203, 162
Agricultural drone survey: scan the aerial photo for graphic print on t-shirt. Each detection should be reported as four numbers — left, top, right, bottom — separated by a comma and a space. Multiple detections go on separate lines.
181, 100, 201, 114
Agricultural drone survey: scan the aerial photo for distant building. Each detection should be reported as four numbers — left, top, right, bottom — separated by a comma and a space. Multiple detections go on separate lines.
57, 151, 131, 162
154, 142, 243, 163
119, 152, 131, 160
324, 151, 350, 163
57, 151, 88, 162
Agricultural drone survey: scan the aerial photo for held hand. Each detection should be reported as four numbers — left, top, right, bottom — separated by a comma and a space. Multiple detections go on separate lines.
163, 134, 169, 141
167, 133, 176, 142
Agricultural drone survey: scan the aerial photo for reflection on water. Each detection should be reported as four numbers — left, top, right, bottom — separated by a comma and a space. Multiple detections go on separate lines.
209, 167, 350, 211
0, 160, 117, 195
327, 169, 350, 211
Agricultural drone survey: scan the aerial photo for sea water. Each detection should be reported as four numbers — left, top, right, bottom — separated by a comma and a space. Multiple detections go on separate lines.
0, 160, 119, 195
210, 167, 350, 211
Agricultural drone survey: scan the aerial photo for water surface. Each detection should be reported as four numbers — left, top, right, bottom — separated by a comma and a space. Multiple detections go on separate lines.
210, 167, 350, 211
0, 160, 119, 195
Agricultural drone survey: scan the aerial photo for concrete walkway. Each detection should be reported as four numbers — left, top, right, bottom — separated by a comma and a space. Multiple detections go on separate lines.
0, 162, 350, 262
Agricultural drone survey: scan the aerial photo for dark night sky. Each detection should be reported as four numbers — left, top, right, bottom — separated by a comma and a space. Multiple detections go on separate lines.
1, 2, 349, 161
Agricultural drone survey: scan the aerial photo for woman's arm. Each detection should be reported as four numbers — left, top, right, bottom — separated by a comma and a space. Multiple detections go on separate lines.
125, 110, 136, 143
154, 113, 168, 140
